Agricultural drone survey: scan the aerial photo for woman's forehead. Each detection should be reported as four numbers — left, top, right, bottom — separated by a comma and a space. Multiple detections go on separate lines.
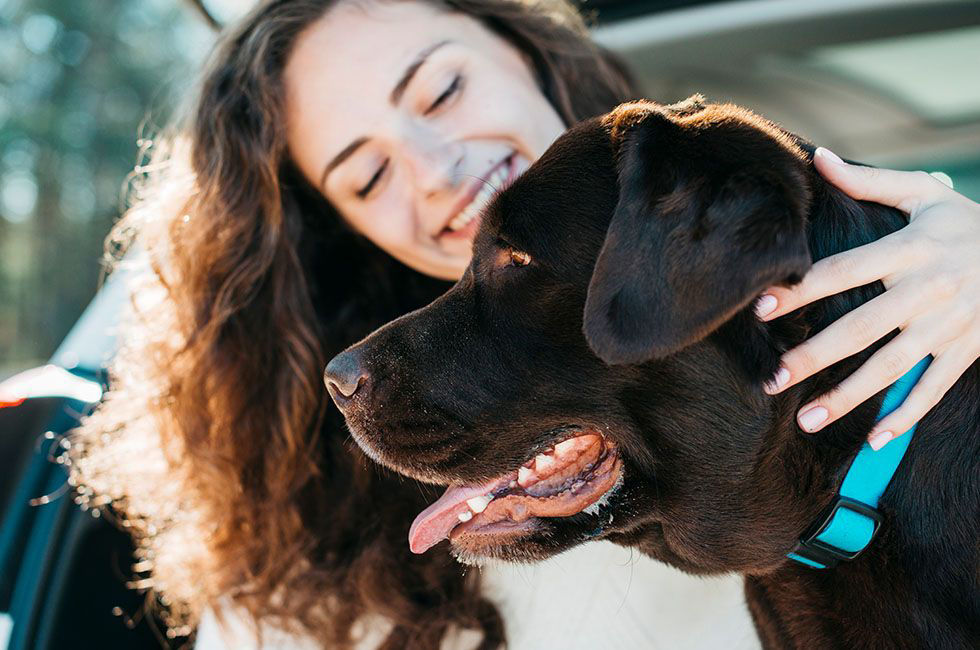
288, 1, 473, 92
283, 2, 480, 180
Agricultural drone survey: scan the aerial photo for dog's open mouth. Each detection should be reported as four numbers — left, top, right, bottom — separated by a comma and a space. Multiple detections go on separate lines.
408, 430, 622, 554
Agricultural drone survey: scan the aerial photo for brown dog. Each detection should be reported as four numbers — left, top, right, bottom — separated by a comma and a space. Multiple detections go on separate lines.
326, 97, 979, 648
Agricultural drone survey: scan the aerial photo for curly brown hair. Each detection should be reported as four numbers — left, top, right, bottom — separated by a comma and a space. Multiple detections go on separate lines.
70, 0, 637, 647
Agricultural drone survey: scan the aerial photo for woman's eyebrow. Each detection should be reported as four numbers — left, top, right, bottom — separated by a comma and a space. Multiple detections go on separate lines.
320, 136, 367, 190
390, 39, 451, 105
319, 39, 453, 190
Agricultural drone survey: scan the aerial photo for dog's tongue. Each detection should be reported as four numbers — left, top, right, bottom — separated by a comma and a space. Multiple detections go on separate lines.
409, 477, 506, 554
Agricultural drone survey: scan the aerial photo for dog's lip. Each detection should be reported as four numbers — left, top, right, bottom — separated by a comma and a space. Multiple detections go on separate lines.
436, 152, 515, 238
448, 518, 539, 550
408, 429, 621, 554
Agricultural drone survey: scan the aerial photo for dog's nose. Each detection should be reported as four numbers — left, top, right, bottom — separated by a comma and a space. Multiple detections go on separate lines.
324, 349, 370, 404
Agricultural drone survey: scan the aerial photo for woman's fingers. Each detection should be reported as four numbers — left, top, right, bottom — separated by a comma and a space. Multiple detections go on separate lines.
763, 280, 932, 394
772, 303, 976, 446
811, 146, 947, 214
867, 341, 977, 450
754, 148, 980, 450
755, 233, 909, 322
791, 325, 932, 436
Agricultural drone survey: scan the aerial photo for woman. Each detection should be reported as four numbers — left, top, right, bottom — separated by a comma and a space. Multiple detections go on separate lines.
71, 0, 980, 647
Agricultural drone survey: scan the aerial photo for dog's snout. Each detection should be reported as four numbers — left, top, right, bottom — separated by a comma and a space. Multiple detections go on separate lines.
324, 349, 370, 405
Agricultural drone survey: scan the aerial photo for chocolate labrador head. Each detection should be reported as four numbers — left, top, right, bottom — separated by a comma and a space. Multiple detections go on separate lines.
326, 97, 851, 571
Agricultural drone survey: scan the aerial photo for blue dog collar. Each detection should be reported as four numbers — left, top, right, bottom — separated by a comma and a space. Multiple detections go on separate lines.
787, 356, 932, 569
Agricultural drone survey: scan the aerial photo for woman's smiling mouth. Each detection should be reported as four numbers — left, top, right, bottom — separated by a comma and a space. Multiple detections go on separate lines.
439, 153, 517, 240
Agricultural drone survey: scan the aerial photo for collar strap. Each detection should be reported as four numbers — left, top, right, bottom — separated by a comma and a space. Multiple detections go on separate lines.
788, 356, 932, 569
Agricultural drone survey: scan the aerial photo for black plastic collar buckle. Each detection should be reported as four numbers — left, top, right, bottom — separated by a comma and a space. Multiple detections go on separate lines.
791, 496, 884, 568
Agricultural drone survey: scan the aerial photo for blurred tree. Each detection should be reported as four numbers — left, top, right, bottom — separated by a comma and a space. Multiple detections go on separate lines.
0, 0, 218, 377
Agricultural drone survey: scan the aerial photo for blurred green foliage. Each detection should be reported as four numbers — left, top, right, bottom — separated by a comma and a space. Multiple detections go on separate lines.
0, 0, 216, 377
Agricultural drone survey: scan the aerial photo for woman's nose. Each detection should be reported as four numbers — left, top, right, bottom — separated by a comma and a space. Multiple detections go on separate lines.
402, 136, 464, 196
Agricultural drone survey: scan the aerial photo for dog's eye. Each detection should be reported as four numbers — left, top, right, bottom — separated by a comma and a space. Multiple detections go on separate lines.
509, 249, 532, 267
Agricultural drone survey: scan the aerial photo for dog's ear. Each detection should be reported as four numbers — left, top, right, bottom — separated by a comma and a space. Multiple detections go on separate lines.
583, 106, 813, 365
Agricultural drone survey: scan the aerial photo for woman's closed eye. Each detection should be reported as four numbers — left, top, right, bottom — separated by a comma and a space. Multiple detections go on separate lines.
425, 74, 462, 114
356, 158, 389, 199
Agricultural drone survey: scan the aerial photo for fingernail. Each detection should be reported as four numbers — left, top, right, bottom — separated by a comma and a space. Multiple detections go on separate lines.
755, 294, 778, 319
763, 366, 790, 394
868, 430, 894, 451
798, 406, 828, 432
929, 171, 954, 189
815, 147, 845, 165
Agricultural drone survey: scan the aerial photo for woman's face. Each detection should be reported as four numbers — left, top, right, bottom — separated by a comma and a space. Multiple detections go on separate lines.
284, 0, 567, 280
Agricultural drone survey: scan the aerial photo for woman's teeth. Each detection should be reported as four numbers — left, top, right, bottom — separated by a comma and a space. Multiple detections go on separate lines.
446, 162, 510, 232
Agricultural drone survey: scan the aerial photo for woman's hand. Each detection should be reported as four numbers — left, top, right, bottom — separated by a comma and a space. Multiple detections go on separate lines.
755, 147, 980, 451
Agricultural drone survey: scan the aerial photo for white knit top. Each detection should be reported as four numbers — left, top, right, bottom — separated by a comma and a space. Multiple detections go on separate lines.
196, 541, 761, 649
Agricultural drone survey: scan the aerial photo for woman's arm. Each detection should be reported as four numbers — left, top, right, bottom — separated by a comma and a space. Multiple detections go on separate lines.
756, 147, 980, 450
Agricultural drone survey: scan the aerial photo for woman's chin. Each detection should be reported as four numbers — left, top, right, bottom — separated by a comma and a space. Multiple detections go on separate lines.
424, 252, 471, 281
430, 237, 479, 279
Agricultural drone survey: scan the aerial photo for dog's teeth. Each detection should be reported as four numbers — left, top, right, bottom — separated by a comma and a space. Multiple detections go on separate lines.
554, 439, 578, 458
535, 453, 556, 473
458, 510, 473, 522
466, 495, 493, 513
517, 466, 535, 487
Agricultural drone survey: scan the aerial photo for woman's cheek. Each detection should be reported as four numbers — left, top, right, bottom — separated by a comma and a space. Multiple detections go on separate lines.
379, 188, 421, 244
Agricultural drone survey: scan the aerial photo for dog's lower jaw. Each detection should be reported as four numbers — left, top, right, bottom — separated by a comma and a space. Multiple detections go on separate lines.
449, 535, 558, 567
